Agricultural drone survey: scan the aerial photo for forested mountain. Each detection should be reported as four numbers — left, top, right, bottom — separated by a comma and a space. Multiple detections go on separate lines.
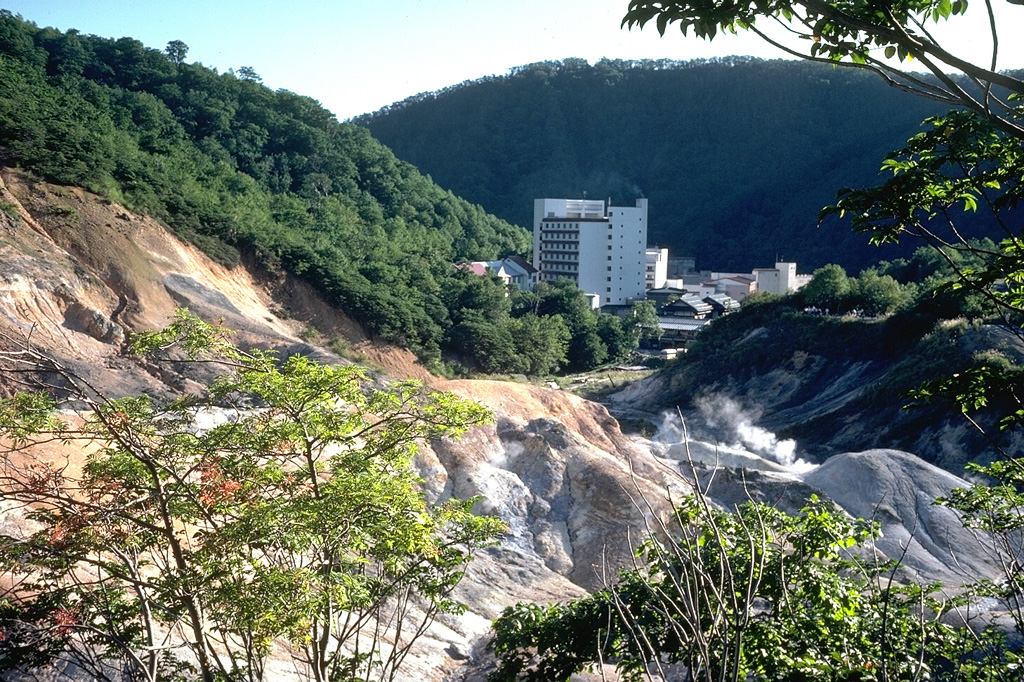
5, 9, 1011, 373
0, 11, 536, 368
357, 57, 966, 272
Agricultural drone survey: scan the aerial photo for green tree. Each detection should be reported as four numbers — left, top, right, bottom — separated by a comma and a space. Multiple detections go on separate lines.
595, 314, 634, 363
490, 489, 979, 682
509, 313, 571, 375
526, 280, 612, 372
851, 269, 912, 315
801, 263, 852, 311
0, 311, 504, 682
164, 40, 188, 65
628, 300, 662, 346
236, 65, 261, 82
448, 308, 519, 374
569, 328, 609, 371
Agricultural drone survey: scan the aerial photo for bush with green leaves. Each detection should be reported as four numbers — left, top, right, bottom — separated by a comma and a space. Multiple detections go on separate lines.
0, 310, 505, 682
0, 200, 19, 220
490, 487, 1013, 682
800, 263, 916, 316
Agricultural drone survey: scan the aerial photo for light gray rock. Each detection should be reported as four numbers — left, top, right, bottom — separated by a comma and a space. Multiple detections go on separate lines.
804, 449, 1004, 584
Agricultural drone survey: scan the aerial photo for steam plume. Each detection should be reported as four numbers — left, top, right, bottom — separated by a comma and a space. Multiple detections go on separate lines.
694, 395, 814, 472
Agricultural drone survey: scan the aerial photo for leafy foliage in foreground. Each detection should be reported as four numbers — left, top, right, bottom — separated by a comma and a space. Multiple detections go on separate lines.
0, 11, 532, 367
491, 492, 1015, 682
0, 310, 505, 682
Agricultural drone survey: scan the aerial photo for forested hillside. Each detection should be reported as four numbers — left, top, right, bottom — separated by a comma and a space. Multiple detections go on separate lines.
357, 57, 962, 272
0, 11, 537, 369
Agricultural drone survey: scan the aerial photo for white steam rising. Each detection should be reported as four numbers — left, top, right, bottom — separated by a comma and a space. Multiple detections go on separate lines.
650, 395, 816, 475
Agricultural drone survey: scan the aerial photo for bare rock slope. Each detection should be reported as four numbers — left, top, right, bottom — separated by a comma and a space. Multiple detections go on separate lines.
804, 449, 999, 585
0, 170, 1005, 680
0, 170, 680, 680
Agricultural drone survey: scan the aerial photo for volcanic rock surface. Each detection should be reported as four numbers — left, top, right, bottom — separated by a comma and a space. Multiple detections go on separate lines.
0, 169, 1009, 681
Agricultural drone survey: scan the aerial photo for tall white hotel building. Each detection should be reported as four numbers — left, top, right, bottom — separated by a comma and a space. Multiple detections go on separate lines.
533, 198, 648, 307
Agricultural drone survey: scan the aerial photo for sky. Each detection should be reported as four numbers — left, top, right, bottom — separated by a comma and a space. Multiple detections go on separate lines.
3, 0, 1023, 121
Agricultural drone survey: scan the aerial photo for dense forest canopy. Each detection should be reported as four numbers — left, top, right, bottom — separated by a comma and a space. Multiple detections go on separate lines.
4, 10, 1009, 373
0, 11, 552, 370
357, 57, 995, 273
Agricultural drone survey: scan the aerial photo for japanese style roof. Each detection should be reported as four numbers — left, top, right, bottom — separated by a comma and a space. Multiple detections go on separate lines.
704, 293, 740, 312
648, 286, 689, 296
657, 317, 709, 332
664, 294, 713, 316
503, 255, 537, 276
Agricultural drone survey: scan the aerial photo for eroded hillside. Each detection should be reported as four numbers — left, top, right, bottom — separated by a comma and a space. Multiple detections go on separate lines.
609, 302, 1024, 473
0, 169, 433, 395
0, 170, 1013, 680
0, 169, 685, 680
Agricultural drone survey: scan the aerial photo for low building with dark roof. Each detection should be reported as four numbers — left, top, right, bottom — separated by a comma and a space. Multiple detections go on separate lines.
462, 257, 538, 291
646, 286, 689, 310
663, 294, 713, 319
704, 293, 740, 317
656, 317, 709, 347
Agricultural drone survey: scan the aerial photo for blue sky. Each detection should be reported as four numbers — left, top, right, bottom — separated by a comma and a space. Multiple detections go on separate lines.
3, 1, 1022, 120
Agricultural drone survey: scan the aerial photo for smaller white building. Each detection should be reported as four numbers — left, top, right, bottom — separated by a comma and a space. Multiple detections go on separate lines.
645, 248, 669, 290
465, 256, 538, 292
754, 262, 811, 295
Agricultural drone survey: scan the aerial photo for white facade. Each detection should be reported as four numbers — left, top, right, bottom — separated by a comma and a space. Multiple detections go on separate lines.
754, 262, 810, 295
533, 198, 648, 306
645, 247, 669, 290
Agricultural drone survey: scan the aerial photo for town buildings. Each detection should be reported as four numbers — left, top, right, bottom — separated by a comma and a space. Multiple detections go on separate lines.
651, 262, 809, 304
521, 196, 812, 349
464, 256, 538, 292
533, 198, 648, 307
648, 263, 805, 348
